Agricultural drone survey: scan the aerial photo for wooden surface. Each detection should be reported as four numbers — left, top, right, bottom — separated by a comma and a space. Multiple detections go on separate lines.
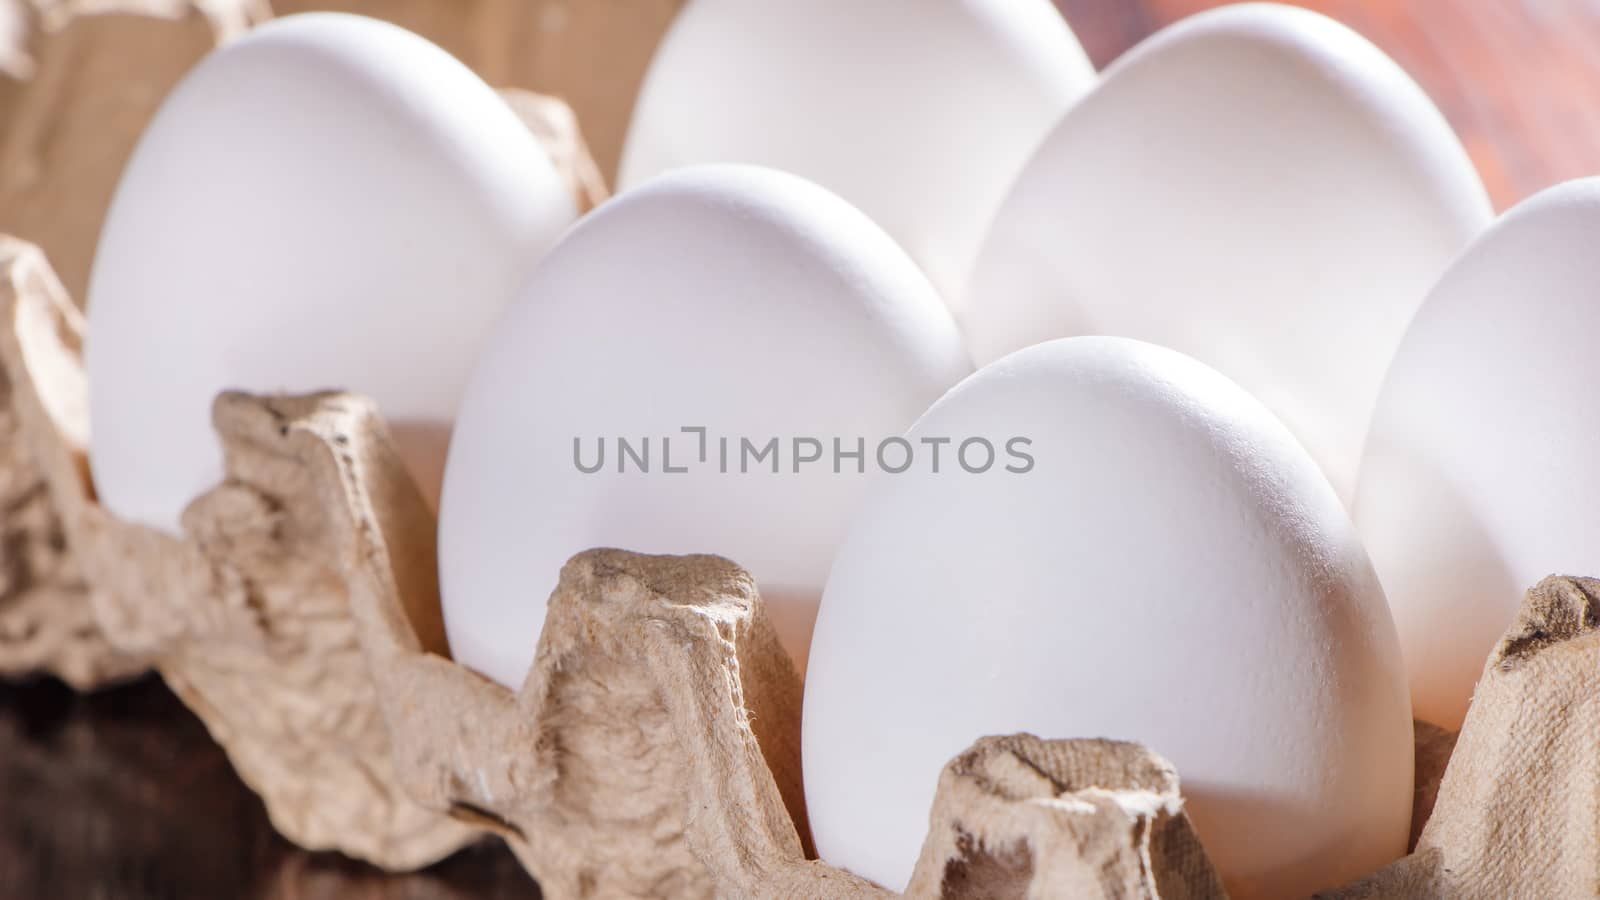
3, 1, 1598, 897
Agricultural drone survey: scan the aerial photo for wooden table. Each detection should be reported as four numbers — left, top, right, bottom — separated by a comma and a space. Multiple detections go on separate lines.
3, 2, 1596, 897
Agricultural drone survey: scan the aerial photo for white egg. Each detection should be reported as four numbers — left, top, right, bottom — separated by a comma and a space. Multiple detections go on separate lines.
438, 165, 971, 691
959, 3, 1490, 503
1355, 178, 1600, 729
617, 0, 1095, 302
87, 13, 576, 534
803, 337, 1412, 899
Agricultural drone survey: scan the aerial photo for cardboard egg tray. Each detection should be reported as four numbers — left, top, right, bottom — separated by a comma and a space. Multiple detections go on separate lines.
3, 233, 1598, 899
1, 3, 1597, 898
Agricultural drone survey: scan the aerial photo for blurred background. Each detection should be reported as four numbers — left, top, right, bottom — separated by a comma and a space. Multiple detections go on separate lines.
4, 0, 1600, 303
1063, 0, 1600, 207
1, 0, 1596, 897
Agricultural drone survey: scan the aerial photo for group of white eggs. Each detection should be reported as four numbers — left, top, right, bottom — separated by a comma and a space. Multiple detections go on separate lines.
78, 2, 1597, 897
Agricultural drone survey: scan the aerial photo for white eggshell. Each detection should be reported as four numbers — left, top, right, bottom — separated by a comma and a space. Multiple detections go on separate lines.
1355, 178, 1600, 729
803, 337, 1412, 899
438, 165, 971, 691
960, 3, 1490, 503
87, 13, 576, 534
617, 0, 1095, 302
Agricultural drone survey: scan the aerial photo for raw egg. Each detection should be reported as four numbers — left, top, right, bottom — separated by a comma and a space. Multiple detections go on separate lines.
87, 13, 576, 533
619, 0, 1095, 302
438, 165, 971, 690
803, 336, 1412, 899
959, 4, 1490, 503
1355, 177, 1600, 728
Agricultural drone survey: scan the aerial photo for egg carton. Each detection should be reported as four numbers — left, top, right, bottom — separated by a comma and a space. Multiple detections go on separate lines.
3, 3, 1598, 896
3, 234, 1598, 897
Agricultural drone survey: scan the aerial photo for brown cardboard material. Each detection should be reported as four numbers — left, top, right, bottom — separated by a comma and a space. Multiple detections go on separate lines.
223, 371, 1231, 898
0, 237, 142, 687
5, 238, 1599, 896
905, 735, 1228, 900
0, 237, 478, 870
498, 86, 610, 213
0, 9, 244, 689
1318, 575, 1600, 900
1406, 720, 1456, 850
277, 408, 1600, 900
